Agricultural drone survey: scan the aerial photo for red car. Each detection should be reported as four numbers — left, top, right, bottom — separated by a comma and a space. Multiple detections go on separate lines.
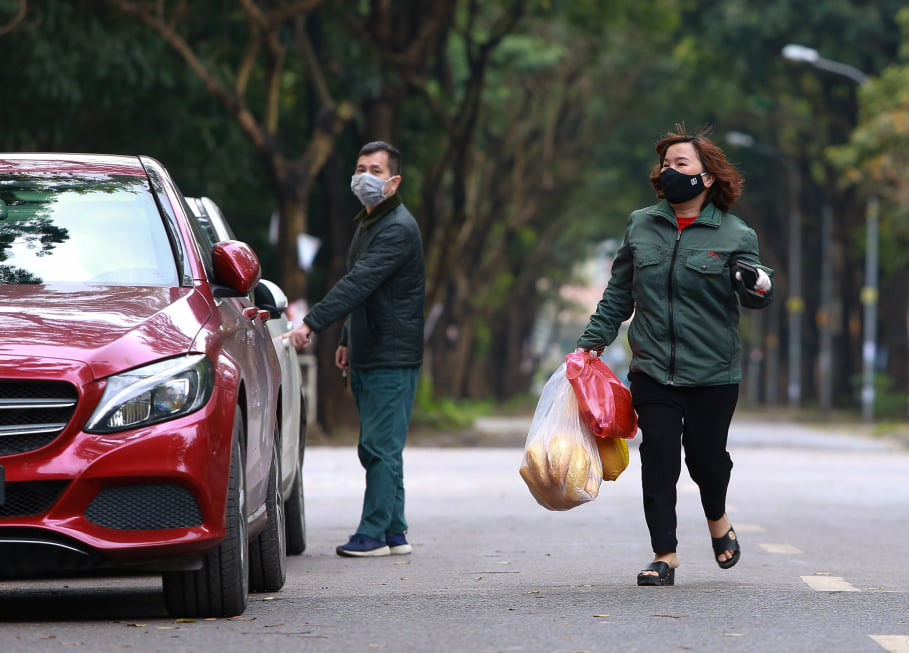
0, 154, 286, 617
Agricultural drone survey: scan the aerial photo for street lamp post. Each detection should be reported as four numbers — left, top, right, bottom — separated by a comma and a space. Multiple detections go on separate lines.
782, 43, 877, 422
782, 44, 869, 86
725, 131, 802, 410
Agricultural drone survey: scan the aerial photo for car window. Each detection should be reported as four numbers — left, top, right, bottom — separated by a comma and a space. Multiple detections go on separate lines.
178, 195, 216, 280
190, 200, 222, 247
0, 173, 179, 285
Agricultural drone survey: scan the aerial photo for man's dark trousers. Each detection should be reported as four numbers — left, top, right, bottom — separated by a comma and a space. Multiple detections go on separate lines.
350, 366, 420, 540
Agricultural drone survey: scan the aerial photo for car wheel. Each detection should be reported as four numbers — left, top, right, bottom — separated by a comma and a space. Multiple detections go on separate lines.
162, 405, 248, 617
284, 401, 307, 555
248, 435, 287, 592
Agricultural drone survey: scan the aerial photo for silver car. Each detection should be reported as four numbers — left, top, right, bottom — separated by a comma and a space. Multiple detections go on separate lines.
186, 197, 308, 555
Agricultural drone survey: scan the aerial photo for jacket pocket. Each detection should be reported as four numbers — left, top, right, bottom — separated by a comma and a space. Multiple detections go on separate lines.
685, 251, 725, 275
684, 250, 734, 301
634, 249, 661, 269
632, 247, 666, 302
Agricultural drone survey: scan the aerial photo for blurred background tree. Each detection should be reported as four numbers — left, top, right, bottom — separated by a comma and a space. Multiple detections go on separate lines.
1, 0, 906, 428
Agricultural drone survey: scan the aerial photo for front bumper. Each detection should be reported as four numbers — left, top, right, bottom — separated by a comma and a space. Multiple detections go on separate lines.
0, 359, 235, 573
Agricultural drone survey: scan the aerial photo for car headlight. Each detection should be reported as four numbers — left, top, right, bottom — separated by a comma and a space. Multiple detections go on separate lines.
85, 354, 215, 434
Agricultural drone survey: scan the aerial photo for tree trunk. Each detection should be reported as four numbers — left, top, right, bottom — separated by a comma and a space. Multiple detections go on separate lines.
278, 195, 308, 302
309, 152, 360, 432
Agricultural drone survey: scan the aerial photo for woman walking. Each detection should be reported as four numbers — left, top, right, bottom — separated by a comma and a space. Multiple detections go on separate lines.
577, 125, 775, 586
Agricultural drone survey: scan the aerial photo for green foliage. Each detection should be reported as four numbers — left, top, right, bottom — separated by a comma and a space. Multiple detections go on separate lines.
3, 0, 908, 415
411, 376, 494, 430
850, 373, 908, 419
826, 13, 909, 273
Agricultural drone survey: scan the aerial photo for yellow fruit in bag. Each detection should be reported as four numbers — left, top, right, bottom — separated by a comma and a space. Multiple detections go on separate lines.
584, 474, 601, 499
523, 441, 551, 486
520, 465, 556, 510
565, 444, 602, 502
565, 444, 589, 492
596, 436, 629, 481
521, 440, 569, 509
590, 443, 603, 479
548, 435, 572, 485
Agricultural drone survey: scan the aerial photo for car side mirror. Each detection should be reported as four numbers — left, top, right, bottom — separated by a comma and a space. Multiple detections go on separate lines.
254, 279, 289, 319
211, 240, 261, 297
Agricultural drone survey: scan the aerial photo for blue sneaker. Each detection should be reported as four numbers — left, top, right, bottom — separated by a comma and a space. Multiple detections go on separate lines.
336, 533, 390, 557
386, 533, 412, 555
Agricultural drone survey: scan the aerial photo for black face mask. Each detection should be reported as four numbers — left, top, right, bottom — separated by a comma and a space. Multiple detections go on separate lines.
659, 167, 708, 204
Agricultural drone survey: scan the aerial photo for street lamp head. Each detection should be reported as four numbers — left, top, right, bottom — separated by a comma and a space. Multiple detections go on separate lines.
782, 44, 820, 63
725, 131, 755, 148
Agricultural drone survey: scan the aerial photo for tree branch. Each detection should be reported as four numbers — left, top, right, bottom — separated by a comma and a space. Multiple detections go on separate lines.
236, 34, 260, 96
269, 0, 324, 28
109, 0, 265, 150
294, 15, 331, 108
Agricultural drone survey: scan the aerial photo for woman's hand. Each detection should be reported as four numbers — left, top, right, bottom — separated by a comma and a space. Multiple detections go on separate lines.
753, 268, 772, 292
734, 268, 772, 294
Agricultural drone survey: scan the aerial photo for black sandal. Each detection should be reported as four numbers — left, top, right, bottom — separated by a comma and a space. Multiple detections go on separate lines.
637, 561, 675, 586
711, 527, 741, 569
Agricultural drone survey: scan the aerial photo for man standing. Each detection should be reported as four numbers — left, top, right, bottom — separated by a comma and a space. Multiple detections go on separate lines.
285, 141, 425, 557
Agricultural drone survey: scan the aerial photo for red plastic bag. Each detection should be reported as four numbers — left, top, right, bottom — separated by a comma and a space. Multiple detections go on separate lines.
565, 352, 637, 439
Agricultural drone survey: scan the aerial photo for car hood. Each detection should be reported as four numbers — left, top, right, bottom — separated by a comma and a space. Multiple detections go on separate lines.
0, 285, 212, 380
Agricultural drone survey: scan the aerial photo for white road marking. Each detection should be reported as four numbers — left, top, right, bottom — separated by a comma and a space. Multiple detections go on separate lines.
759, 543, 804, 554
870, 635, 909, 653
800, 575, 860, 592
732, 523, 765, 533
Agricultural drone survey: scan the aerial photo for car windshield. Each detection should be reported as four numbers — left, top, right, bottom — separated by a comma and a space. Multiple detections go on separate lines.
0, 172, 178, 285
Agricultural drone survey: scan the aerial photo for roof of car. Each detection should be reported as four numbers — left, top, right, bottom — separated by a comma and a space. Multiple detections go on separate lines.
0, 153, 149, 177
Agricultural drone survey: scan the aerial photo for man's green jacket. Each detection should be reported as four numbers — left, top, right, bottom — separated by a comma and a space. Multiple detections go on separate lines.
304, 194, 425, 369
577, 200, 773, 387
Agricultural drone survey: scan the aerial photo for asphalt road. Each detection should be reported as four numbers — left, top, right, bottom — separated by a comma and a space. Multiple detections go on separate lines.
1, 417, 907, 653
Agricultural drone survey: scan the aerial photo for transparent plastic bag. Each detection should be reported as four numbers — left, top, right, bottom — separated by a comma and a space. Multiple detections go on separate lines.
565, 351, 637, 439
519, 362, 603, 511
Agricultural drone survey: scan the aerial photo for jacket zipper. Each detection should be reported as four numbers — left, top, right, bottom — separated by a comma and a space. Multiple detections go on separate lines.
666, 229, 683, 385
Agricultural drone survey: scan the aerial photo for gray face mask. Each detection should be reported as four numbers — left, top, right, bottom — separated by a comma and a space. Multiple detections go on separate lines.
350, 172, 390, 207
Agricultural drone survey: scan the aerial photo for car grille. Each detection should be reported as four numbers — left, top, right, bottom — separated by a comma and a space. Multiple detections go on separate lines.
85, 485, 203, 530
0, 480, 70, 517
0, 380, 79, 456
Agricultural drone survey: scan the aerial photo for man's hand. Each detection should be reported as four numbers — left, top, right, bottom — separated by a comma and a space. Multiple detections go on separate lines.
335, 345, 349, 371
283, 322, 313, 349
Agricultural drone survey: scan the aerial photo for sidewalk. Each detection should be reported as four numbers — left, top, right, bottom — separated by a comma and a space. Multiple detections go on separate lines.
433, 413, 909, 451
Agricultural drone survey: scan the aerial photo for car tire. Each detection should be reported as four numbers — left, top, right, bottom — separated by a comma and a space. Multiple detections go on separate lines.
248, 435, 287, 592
284, 398, 307, 555
162, 405, 248, 617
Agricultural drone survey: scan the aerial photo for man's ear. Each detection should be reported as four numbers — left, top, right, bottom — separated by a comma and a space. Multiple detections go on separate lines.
384, 175, 402, 195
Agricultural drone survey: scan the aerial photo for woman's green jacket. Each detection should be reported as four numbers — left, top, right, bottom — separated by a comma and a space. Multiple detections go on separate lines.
577, 200, 773, 387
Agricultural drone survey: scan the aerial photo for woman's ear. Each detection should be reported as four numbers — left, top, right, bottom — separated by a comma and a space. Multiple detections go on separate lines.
702, 173, 715, 188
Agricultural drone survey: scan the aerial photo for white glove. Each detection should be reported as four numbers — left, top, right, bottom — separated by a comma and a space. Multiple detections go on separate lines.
735, 268, 772, 293
754, 268, 772, 292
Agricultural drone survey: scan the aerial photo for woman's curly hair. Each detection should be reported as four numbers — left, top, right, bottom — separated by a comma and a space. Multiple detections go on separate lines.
649, 124, 743, 213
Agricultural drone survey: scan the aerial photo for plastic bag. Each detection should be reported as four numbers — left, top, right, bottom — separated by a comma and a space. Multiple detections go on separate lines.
595, 434, 629, 481
565, 351, 637, 439
519, 362, 603, 511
